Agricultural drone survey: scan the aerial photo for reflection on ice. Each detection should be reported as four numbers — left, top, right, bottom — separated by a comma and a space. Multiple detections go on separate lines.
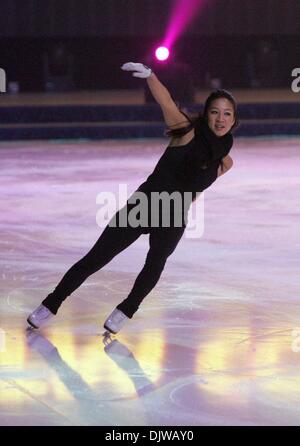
1, 138, 300, 425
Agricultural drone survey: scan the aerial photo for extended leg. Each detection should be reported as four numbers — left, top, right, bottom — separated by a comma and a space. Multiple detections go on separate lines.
117, 227, 185, 318
42, 215, 144, 314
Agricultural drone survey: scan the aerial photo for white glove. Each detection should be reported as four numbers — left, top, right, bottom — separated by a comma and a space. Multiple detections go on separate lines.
121, 62, 152, 79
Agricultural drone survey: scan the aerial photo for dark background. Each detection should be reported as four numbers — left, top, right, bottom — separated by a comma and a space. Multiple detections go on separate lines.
0, 0, 298, 91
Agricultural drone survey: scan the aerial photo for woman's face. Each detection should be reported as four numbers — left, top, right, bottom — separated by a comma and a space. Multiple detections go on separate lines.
207, 98, 236, 137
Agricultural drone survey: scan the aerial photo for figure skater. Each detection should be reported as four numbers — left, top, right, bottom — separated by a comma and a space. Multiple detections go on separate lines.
27, 62, 237, 334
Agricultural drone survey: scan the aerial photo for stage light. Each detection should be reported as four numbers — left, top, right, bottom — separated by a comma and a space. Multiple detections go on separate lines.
164, 0, 206, 49
155, 47, 170, 61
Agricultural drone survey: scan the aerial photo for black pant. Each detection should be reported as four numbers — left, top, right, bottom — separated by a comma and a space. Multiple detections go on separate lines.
42, 206, 185, 318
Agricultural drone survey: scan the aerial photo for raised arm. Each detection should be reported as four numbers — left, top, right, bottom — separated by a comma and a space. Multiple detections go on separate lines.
121, 62, 190, 130
146, 73, 191, 129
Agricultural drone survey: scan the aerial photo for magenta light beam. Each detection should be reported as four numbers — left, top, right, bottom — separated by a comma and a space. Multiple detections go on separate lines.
163, 0, 207, 49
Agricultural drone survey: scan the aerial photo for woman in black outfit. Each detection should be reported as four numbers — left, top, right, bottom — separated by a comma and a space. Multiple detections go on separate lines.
27, 62, 237, 334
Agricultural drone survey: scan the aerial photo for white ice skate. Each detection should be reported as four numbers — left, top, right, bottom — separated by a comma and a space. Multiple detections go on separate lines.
27, 304, 54, 329
104, 308, 129, 334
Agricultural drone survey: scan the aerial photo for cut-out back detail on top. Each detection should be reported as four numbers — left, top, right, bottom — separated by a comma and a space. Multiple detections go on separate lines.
168, 134, 195, 149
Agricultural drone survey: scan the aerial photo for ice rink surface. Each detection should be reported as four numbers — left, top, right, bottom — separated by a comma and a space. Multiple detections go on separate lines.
0, 136, 300, 426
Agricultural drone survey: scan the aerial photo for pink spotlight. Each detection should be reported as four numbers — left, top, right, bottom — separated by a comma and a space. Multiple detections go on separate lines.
155, 46, 170, 61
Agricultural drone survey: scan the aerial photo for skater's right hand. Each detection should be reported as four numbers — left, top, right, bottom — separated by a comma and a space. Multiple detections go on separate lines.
121, 62, 152, 79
